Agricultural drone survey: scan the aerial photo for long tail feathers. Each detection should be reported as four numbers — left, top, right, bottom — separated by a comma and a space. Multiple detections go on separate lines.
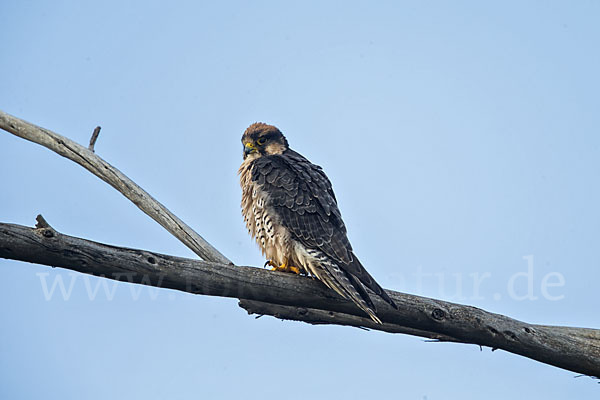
318, 262, 385, 324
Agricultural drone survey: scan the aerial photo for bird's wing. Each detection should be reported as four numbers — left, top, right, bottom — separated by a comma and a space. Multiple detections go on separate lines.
251, 150, 396, 309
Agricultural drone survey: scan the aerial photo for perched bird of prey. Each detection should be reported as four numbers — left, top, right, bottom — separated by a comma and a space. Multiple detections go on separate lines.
238, 122, 397, 323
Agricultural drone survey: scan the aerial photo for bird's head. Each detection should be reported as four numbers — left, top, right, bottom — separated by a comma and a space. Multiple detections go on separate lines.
241, 122, 289, 160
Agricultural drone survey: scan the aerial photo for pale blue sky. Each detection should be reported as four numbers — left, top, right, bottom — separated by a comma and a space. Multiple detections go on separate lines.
1, 1, 599, 399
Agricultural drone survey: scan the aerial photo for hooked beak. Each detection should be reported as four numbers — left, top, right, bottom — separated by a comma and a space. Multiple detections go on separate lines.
243, 142, 257, 158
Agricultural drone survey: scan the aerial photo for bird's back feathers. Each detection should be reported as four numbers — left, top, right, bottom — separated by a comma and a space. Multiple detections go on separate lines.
249, 149, 397, 321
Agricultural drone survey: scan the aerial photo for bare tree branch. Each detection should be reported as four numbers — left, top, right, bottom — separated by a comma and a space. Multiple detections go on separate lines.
0, 109, 231, 265
0, 220, 598, 378
238, 299, 462, 341
1, 111, 599, 381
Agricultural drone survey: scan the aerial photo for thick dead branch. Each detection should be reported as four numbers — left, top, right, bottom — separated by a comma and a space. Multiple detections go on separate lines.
0, 221, 598, 378
0, 109, 230, 265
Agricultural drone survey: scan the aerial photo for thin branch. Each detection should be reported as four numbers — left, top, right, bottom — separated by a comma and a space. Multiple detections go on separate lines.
238, 299, 463, 341
0, 109, 231, 265
88, 126, 101, 152
0, 220, 598, 378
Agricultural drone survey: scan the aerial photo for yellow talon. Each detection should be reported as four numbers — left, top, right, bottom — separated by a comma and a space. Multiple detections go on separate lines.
267, 261, 301, 275
288, 266, 301, 274
271, 261, 287, 272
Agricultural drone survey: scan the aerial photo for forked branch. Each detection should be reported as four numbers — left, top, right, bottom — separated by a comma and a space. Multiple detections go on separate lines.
0, 110, 598, 379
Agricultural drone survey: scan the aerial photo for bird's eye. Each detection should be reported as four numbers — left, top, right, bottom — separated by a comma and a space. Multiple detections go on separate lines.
256, 138, 267, 145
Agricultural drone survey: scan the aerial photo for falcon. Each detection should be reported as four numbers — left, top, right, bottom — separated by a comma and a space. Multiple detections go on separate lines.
239, 122, 397, 323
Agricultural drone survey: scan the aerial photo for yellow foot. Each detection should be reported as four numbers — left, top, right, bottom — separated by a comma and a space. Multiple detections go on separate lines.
286, 265, 301, 274
266, 261, 301, 274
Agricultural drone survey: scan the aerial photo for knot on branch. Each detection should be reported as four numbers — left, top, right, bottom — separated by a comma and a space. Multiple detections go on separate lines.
297, 307, 308, 316
41, 229, 54, 238
431, 308, 446, 321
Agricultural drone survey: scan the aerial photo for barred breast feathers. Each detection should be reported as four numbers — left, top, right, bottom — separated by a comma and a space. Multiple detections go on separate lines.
239, 157, 290, 266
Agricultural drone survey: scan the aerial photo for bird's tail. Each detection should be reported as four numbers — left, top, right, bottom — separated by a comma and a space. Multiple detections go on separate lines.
348, 256, 398, 311
317, 261, 384, 324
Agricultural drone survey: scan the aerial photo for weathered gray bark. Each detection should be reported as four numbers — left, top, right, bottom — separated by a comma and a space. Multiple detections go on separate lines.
0, 109, 230, 265
0, 220, 598, 378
